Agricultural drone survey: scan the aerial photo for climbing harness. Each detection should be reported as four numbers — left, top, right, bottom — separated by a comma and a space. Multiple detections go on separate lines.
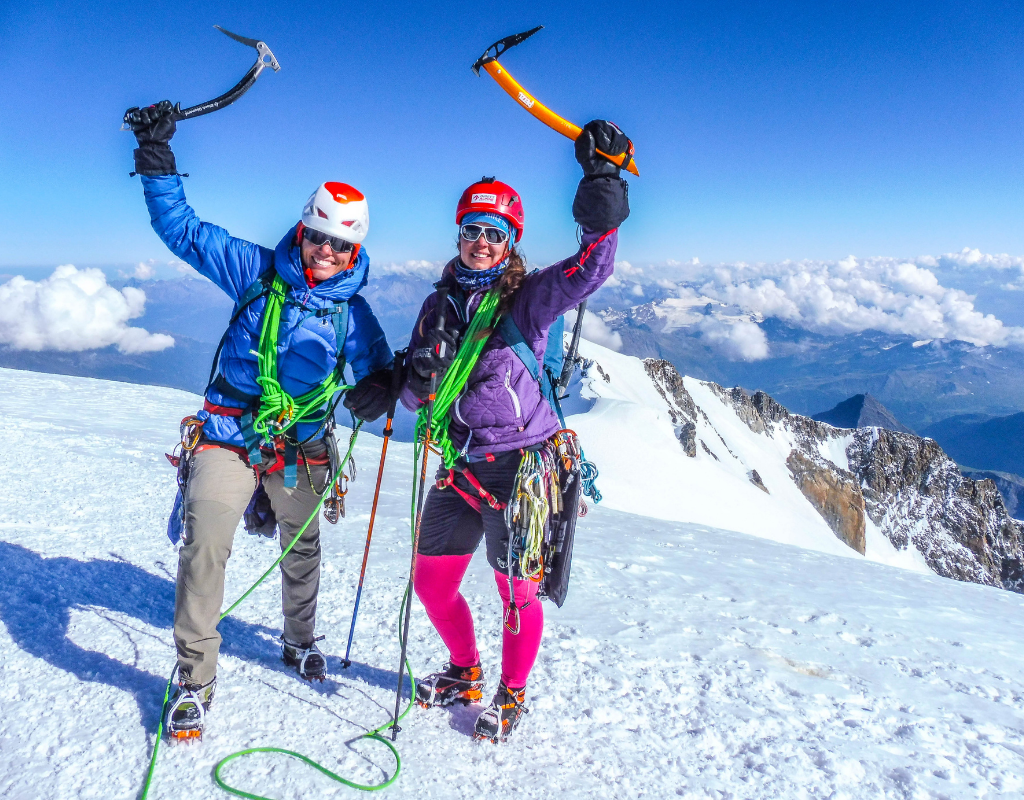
142, 420, 418, 800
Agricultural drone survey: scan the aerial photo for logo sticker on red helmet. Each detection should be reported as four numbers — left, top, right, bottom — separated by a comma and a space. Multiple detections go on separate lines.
471, 193, 498, 204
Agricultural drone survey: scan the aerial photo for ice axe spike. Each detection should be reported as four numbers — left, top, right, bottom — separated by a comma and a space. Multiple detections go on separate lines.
472, 27, 639, 177
122, 25, 280, 131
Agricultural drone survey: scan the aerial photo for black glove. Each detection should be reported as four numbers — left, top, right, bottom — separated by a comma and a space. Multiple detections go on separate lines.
574, 119, 632, 177
344, 367, 395, 422
572, 120, 631, 231
129, 100, 179, 176
407, 329, 458, 401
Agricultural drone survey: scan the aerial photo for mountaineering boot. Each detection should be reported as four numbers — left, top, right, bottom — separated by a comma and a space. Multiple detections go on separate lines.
473, 681, 528, 743
282, 635, 328, 681
415, 662, 485, 708
165, 676, 216, 742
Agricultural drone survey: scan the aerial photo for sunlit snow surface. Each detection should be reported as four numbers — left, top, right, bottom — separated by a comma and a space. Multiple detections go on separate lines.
2, 366, 1024, 799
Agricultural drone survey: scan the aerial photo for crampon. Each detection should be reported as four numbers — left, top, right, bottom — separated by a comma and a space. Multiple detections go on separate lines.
165, 676, 216, 742
415, 662, 484, 708
473, 681, 528, 743
282, 635, 328, 682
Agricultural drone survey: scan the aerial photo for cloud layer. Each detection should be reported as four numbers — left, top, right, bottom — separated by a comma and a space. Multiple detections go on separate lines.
613, 250, 1024, 359
0, 266, 173, 353
692, 254, 1024, 349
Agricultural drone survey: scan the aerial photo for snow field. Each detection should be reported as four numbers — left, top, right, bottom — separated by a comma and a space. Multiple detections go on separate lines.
2, 367, 1024, 799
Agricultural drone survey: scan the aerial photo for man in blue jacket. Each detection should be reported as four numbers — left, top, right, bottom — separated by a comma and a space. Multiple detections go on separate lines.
130, 101, 396, 740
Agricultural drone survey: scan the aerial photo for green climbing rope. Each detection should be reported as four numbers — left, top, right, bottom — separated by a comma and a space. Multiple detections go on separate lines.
251, 275, 348, 442
414, 288, 501, 468
140, 421, 418, 799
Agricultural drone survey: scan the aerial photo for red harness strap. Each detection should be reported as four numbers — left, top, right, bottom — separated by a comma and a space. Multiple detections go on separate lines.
262, 440, 331, 476
203, 400, 245, 417
201, 402, 329, 475
436, 464, 507, 513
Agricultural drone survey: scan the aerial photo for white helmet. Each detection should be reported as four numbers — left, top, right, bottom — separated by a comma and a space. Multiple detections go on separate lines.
301, 182, 369, 244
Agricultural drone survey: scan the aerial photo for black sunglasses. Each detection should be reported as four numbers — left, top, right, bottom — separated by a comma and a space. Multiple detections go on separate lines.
303, 227, 355, 253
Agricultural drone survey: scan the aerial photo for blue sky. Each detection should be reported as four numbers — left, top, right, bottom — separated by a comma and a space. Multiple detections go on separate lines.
2, 0, 1023, 271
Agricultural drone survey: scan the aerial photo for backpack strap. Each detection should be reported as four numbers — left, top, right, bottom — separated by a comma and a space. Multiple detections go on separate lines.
316, 301, 350, 371
497, 315, 567, 428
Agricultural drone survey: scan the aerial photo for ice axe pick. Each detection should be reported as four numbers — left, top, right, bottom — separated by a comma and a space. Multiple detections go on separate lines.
472, 26, 639, 177
123, 25, 280, 131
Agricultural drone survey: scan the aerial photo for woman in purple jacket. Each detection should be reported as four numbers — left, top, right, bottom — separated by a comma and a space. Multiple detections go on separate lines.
400, 120, 632, 742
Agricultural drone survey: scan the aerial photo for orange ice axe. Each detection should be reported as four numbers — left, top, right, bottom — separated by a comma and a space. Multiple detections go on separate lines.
472, 27, 639, 177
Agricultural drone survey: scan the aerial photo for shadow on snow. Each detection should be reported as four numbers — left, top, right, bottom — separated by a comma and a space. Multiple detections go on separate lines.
0, 541, 411, 734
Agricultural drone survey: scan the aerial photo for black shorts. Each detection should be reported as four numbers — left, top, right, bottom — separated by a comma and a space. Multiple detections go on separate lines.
416, 450, 524, 572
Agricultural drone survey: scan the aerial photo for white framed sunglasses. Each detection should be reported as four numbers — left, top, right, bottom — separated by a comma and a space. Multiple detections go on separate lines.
460, 224, 510, 245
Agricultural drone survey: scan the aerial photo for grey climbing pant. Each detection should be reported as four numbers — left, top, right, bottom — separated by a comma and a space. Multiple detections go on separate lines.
173, 441, 330, 685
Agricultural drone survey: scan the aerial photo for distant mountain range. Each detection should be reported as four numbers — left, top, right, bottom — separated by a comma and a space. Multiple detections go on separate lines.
594, 292, 1024, 431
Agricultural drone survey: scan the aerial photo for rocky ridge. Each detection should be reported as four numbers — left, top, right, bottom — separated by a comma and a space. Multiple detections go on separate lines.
642, 358, 1024, 592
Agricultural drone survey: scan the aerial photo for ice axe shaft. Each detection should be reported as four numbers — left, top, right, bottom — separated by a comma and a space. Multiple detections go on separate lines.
123, 25, 280, 131
473, 28, 639, 177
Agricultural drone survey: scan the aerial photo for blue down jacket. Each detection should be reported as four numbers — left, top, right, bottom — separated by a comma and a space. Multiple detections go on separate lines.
142, 175, 392, 446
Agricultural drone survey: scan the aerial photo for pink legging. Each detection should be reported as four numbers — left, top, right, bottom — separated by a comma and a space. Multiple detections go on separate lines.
414, 554, 543, 689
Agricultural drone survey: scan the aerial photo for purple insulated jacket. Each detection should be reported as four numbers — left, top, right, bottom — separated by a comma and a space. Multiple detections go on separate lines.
400, 228, 618, 457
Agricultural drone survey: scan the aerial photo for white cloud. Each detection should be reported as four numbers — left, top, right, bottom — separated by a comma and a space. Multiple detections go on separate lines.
133, 262, 156, 280
565, 308, 623, 352
697, 317, 769, 361
683, 254, 1024, 349
0, 265, 174, 353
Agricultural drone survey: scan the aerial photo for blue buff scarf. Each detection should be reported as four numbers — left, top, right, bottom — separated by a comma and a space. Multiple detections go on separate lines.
454, 212, 512, 291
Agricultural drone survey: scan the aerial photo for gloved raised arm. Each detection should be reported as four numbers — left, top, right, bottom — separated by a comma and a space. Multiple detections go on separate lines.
129, 100, 180, 176
571, 119, 631, 232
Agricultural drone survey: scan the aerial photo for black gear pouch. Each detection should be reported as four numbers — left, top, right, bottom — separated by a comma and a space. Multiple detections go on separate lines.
244, 480, 278, 538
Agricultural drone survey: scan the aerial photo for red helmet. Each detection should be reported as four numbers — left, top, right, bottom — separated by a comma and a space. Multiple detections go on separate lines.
455, 177, 524, 243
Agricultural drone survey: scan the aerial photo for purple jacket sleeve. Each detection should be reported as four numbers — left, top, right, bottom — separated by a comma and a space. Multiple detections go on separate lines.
399, 293, 438, 412
510, 227, 618, 345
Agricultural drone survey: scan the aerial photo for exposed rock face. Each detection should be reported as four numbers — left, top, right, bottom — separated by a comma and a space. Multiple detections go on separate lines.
847, 429, 1024, 590
748, 469, 769, 494
640, 357, 1024, 592
786, 451, 866, 554
961, 469, 1024, 520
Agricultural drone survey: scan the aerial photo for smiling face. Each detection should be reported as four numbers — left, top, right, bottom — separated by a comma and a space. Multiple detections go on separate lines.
459, 231, 508, 271
300, 235, 353, 281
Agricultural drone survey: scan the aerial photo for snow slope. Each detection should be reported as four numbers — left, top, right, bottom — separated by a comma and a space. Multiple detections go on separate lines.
570, 339, 929, 572
3, 367, 1024, 799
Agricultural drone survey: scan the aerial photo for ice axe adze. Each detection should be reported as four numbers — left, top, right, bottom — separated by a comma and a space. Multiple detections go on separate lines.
122, 25, 280, 131
472, 26, 639, 177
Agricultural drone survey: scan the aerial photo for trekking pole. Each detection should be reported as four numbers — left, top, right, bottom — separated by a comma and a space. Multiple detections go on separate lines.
342, 350, 407, 668
391, 288, 449, 739
558, 300, 587, 396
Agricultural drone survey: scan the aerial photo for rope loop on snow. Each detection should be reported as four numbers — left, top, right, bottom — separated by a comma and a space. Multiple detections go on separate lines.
139, 421, 419, 799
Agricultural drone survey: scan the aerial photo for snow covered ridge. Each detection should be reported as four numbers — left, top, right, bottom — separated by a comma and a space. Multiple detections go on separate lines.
568, 339, 1024, 592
